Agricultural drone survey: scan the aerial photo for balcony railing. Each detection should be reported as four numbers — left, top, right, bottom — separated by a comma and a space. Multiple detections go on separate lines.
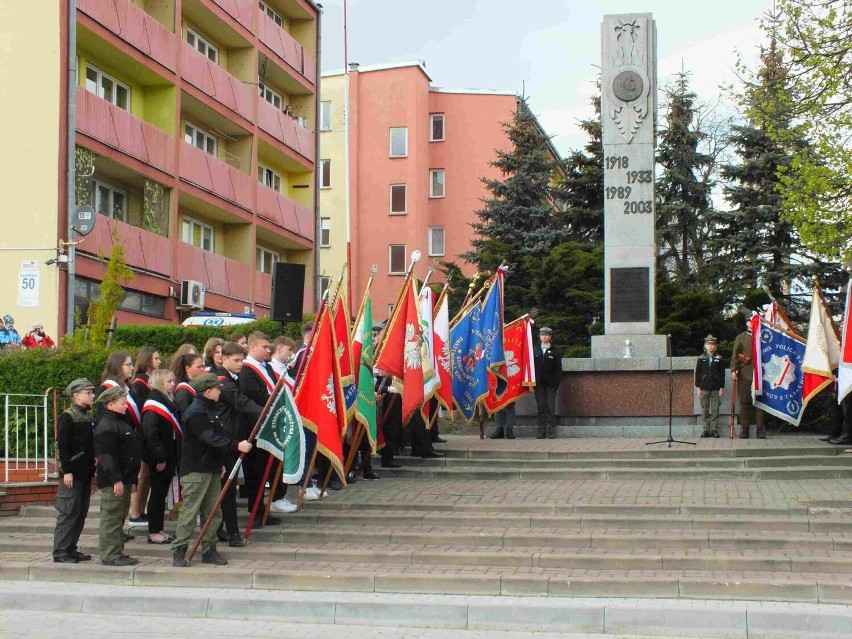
256, 183, 314, 241
179, 142, 254, 211
78, 0, 177, 72
79, 216, 172, 276
210, 0, 255, 33
254, 270, 272, 307
76, 90, 176, 175
257, 10, 316, 85
257, 97, 315, 163
180, 43, 254, 122
176, 243, 251, 300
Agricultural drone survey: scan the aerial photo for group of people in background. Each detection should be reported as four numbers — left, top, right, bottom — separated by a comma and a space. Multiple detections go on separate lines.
52, 324, 444, 569
0, 314, 54, 348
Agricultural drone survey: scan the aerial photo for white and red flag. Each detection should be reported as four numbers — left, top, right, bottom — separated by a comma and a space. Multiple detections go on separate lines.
432, 288, 452, 413
484, 315, 536, 414
802, 282, 842, 406
838, 280, 852, 404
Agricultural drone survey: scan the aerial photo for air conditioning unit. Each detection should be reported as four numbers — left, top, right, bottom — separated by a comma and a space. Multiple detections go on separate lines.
179, 280, 205, 310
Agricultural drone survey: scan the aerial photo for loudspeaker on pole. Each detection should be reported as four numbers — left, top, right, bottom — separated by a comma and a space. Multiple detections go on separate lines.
270, 262, 305, 323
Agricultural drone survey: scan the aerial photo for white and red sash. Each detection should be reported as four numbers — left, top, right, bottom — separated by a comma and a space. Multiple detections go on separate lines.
132, 375, 150, 389
142, 399, 183, 439
102, 379, 141, 430
175, 381, 196, 397
243, 357, 276, 394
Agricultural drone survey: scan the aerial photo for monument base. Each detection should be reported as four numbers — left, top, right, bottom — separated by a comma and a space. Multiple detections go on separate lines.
591, 334, 669, 358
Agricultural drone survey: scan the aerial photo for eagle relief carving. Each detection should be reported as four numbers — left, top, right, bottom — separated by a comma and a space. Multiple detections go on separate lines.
609, 19, 648, 143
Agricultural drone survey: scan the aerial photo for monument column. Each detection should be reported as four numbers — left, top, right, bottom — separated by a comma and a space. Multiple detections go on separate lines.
592, 13, 666, 358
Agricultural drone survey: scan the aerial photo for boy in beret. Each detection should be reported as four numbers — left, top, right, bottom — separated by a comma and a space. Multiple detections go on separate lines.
53, 378, 96, 563
695, 334, 725, 438
171, 374, 252, 567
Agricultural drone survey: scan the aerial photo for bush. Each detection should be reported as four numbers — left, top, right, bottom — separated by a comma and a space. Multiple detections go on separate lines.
113, 316, 314, 354
0, 344, 110, 396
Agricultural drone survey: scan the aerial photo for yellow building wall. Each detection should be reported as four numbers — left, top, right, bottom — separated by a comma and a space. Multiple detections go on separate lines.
318, 74, 347, 283
0, 1, 62, 340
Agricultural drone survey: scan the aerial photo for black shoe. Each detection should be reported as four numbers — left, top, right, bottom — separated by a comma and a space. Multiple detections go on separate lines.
363, 471, 381, 480
216, 528, 229, 543
507, 431, 515, 439
264, 515, 281, 526
756, 434, 766, 439
433, 437, 447, 444
488, 431, 504, 439
122, 532, 134, 542
346, 470, 358, 483
701, 431, 711, 438
70, 550, 92, 561
820, 436, 833, 442
228, 533, 246, 548
381, 461, 401, 468
548, 432, 557, 439
536, 434, 546, 439
712, 431, 720, 438
172, 546, 188, 567
102, 555, 138, 567
53, 555, 78, 564
328, 478, 344, 491
829, 436, 852, 445
421, 451, 444, 459
202, 547, 228, 566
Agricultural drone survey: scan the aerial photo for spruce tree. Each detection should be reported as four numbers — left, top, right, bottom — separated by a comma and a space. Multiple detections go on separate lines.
656, 72, 714, 283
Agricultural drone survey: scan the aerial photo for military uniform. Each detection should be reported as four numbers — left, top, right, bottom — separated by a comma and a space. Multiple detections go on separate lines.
695, 336, 725, 437
533, 329, 562, 439
730, 329, 766, 438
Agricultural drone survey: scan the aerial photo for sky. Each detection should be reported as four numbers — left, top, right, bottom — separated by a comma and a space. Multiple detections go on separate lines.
317, 0, 775, 155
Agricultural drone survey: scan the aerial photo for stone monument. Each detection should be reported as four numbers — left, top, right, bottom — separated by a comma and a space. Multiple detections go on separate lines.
591, 13, 667, 359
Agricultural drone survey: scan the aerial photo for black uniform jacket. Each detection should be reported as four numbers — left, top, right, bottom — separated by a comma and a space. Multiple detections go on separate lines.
211, 366, 263, 439
180, 396, 239, 476
695, 353, 725, 391
533, 344, 562, 390
56, 404, 96, 481
94, 409, 142, 489
140, 389, 180, 468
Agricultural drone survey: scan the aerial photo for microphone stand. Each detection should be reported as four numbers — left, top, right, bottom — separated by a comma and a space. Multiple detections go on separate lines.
646, 334, 695, 448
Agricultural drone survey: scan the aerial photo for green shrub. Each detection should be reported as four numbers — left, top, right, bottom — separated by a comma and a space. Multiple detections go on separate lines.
0, 345, 110, 396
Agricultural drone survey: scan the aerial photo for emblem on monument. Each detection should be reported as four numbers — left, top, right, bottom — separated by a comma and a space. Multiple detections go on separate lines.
605, 19, 651, 143
612, 70, 643, 102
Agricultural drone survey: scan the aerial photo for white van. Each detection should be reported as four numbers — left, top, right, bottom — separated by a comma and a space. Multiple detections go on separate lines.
181, 312, 257, 328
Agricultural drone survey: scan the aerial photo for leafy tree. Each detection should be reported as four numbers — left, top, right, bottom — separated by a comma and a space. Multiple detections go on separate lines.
464, 97, 565, 317
656, 72, 714, 282
86, 227, 134, 348
770, 0, 852, 263
554, 91, 604, 244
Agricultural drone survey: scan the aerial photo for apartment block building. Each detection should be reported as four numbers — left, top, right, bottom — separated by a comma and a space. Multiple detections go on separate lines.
319, 62, 557, 319
0, 0, 319, 337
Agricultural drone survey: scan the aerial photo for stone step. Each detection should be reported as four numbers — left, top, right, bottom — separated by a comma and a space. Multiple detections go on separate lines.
6, 580, 852, 638
374, 465, 852, 480
8, 533, 852, 574
3, 554, 852, 604
18, 504, 852, 532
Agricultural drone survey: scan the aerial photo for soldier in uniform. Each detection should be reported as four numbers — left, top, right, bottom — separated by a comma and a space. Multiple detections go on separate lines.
533, 327, 561, 439
694, 335, 724, 438
730, 316, 766, 439
52, 378, 96, 563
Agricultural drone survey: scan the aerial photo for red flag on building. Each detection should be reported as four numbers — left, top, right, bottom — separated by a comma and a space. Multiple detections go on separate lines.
373, 277, 425, 423
294, 306, 346, 483
484, 315, 536, 414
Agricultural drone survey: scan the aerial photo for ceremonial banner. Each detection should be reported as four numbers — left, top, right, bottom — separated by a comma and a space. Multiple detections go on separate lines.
450, 300, 487, 422
753, 318, 807, 426
479, 268, 508, 398
433, 291, 452, 413
373, 278, 425, 423
255, 383, 305, 483
484, 316, 536, 414
839, 281, 852, 404
353, 296, 377, 451
419, 286, 440, 402
332, 295, 357, 421
294, 308, 346, 483
802, 285, 841, 405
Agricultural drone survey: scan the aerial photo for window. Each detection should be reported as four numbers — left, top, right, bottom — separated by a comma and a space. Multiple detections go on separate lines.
258, 164, 282, 192
182, 216, 214, 252
186, 28, 218, 63
258, 81, 283, 110
430, 114, 445, 141
389, 127, 408, 158
259, 0, 284, 26
319, 276, 331, 298
320, 218, 331, 247
430, 169, 445, 198
92, 180, 127, 222
428, 227, 445, 257
256, 247, 278, 274
389, 244, 406, 275
75, 278, 165, 323
389, 184, 407, 215
319, 159, 331, 188
184, 122, 217, 156
85, 65, 130, 110
319, 101, 332, 131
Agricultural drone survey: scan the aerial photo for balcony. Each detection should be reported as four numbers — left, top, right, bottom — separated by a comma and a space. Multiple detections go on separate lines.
179, 142, 254, 211
180, 43, 254, 123
256, 183, 314, 241
176, 243, 251, 300
254, 271, 272, 307
79, 217, 172, 277
209, 0, 255, 33
257, 97, 315, 163
76, 90, 176, 176
257, 10, 316, 86
78, 0, 177, 72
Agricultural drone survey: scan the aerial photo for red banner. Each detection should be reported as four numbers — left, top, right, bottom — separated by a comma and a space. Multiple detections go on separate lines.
484, 316, 535, 414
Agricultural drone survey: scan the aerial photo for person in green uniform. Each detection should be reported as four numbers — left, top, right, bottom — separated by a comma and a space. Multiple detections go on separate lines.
694, 335, 724, 438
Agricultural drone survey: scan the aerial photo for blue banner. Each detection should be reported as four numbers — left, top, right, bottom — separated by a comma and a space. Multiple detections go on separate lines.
479, 274, 507, 399
450, 302, 488, 422
753, 323, 807, 426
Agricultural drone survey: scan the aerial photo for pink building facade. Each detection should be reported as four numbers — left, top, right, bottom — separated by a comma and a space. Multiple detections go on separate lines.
327, 62, 521, 319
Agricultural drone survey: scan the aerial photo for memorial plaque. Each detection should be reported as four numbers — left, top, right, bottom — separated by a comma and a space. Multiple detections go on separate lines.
610, 267, 649, 323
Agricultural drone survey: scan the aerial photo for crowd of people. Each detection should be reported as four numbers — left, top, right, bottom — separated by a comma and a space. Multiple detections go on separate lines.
52, 324, 447, 568
0, 315, 54, 348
